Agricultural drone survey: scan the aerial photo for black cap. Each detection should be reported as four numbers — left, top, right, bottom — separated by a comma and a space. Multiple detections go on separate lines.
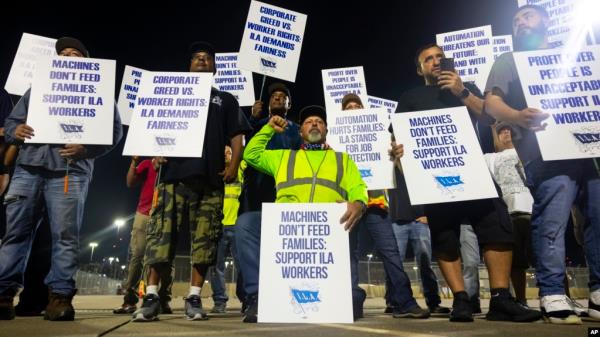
268, 82, 291, 99
341, 93, 363, 110
55, 37, 89, 57
189, 41, 216, 58
299, 105, 327, 125
495, 121, 513, 133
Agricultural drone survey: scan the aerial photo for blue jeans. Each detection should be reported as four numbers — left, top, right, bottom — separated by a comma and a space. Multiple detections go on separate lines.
0, 165, 90, 295
525, 158, 600, 296
360, 210, 417, 311
392, 220, 441, 308
460, 224, 480, 299
210, 226, 241, 304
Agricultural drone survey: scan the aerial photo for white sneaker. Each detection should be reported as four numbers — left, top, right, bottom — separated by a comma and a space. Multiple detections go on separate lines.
540, 295, 581, 324
589, 289, 600, 321
565, 297, 588, 317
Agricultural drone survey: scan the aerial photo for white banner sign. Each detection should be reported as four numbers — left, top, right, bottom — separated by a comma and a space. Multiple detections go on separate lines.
327, 108, 395, 190
493, 35, 514, 60
238, 0, 307, 82
436, 25, 494, 91
321, 66, 368, 112
117, 65, 146, 125
123, 72, 212, 157
517, 0, 581, 48
258, 203, 352, 323
513, 46, 600, 160
214, 53, 255, 107
390, 107, 498, 204
27, 56, 116, 145
368, 95, 398, 115
5, 33, 57, 96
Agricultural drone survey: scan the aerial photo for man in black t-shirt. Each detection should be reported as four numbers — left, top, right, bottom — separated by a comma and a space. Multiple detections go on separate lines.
391, 43, 541, 323
133, 41, 251, 322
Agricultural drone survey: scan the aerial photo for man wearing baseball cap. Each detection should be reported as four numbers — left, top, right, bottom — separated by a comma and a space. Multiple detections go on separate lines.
0, 37, 122, 321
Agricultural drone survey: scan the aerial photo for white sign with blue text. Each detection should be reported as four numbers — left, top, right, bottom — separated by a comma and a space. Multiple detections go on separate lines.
214, 53, 255, 107
123, 72, 212, 157
27, 55, 116, 145
390, 107, 498, 205
238, 0, 307, 82
513, 46, 600, 160
258, 203, 352, 323
368, 95, 398, 115
493, 35, 513, 60
321, 66, 368, 112
5, 33, 57, 96
327, 107, 395, 190
117, 65, 146, 125
436, 25, 494, 91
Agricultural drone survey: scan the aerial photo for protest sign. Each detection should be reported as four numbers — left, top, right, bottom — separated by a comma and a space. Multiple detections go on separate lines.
123, 72, 212, 157
327, 108, 395, 190
5, 33, 57, 96
436, 25, 494, 91
258, 203, 352, 323
214, 53, 255, 106
513, 46, 600, 160
117, 65, 146, 125
493, 35, 514, 60
368, 95, 398, 115
27, 55, 116, 144
390, 107, 498, 204
238, 0, 307, 82
321, 66, 368, 112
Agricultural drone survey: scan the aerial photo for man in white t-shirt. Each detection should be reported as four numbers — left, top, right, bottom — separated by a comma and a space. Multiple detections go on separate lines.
484, 122, 534, 307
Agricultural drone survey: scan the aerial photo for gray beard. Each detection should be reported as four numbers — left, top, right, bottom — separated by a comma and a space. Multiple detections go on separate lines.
307, 132, 323, 143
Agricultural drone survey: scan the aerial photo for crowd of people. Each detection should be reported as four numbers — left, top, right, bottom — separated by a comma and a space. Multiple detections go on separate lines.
0, 3, 598, 328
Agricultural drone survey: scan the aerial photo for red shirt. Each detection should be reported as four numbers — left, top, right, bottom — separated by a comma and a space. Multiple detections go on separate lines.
136, 160, 158, 215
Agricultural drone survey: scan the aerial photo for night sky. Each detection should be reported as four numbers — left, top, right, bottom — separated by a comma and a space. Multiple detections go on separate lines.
0, 1, 593, 264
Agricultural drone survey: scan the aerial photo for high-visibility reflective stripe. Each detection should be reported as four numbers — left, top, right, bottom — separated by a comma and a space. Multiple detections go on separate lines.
277, 150, 348, 200
224, 194, 241, 199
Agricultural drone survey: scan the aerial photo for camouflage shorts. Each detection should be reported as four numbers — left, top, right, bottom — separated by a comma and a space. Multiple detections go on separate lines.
144, 180, 224, 266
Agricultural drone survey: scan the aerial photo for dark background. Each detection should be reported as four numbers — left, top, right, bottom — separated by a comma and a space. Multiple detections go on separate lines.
0, 1, 594, 264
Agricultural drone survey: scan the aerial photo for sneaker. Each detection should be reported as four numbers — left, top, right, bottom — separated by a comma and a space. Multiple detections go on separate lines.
243, 294, 258, 323
588, 298, 600, 321
113, 303, 137, 314
211, 302, 227, 314
184, 295, 208, 321
393, 305, 430, 319
160, 301, 173, 314
450, 292, 473, 322
132, 294, 160, 322
565, 297, 588, 317
429, 305, 451, 315
540, 295, 581, 324
44, 292, 75, 321
470, 295, 482, 314
0, 290, 16, 320
486, 292, 542, 322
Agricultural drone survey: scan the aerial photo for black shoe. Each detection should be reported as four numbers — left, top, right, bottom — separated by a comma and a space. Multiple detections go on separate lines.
450, 292, 474, 322
486, 291, 542, 322
393, 305, 430, 319
470, 295, 482, 314
44, 292, 75, 321
160, 301, 173, 314
429, 305, 451, 315
241, 301, 248, 314
0, 290, 16, 320
243, 294, 257, 323
113, 303, 137, 314
353, 288, 366, 320
384, 306, 396, 314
